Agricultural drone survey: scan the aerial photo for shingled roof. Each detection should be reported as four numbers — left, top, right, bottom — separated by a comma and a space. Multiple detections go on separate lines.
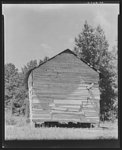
24, 49, 101, 89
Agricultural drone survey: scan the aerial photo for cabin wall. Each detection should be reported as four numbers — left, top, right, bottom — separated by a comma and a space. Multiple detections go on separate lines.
29, 52, 100, 124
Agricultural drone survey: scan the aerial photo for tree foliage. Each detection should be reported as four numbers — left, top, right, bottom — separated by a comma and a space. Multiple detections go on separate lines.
43, 56, 49, 62
21, 59, 38, 75
39, 57, 49, 65
74, 21, 118, 121
5, 58, 49, 116
5, 63, 20, 107
39, 59, 43, 65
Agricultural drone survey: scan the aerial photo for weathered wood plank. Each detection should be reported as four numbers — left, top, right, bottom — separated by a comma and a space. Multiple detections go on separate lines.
33, 82, 99, 88
32, 103, 99, 110
32, 106, 98, 111
33, 76, 98, 81
52, 118, 80, 122
34, 78, 98, 84
32, 97, 98, 102
84, 112, 98, 117
52, 114, 82, 119
32, 109, 50, 112
34, 69, 98, 75
51, 107, 79, 112
51, 107, 67, 111
52, 114, 88, 122
32, 99, 53, 104
32, 116, 51, 119
34, 68, 99, 76
53, 100, 83, 105
31, 100, 99, 105
34, 76, 98, 81
32, 91, 99, 97
34, 68, 98, 76
33, 93, 92, 97
33, 93, 90, 97
32, 118, 99, 123
32, 97, 87, 101
33, 86, 90, 91
33, 90, 90, 94
32, 98, 88, 103
33, 87, 92, 91
32, 104, 50, 109
51, 110, 85, 115
52, 105, 81, 109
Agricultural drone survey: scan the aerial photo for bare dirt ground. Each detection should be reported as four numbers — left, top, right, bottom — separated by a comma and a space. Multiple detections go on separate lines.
4, 115, 118, 140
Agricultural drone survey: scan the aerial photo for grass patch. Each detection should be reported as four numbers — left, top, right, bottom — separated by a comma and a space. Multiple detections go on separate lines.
5, 124, 118, 140
4, 110, 118, 140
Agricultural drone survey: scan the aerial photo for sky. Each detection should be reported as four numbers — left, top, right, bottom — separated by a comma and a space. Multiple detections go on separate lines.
2, 4, 119, 71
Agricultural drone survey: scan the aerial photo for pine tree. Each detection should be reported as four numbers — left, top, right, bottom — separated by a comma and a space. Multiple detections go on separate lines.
74, 21, 117, 121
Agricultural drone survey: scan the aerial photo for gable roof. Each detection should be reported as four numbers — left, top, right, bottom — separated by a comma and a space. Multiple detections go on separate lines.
25, 49, 101, 89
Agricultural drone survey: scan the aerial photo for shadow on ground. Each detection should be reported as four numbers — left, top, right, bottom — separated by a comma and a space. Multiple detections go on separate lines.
35, 122, 96, 128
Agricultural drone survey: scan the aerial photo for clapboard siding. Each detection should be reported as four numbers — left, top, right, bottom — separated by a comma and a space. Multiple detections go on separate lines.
32, 83, 99, 88
33, 53, 99, 81
28, 50, 100, 124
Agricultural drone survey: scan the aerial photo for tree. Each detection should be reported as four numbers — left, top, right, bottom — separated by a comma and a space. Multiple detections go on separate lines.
21, 59, 38, 75
43, 56, 49, 62
108, 46, 118, 119
5, 63, 20, 107
5, 60, 38, 116
39, 57, 49, 65
21, 59, 38, 97
39, 59, 43, 65
74, 21, 117, 121
18, 60, 38, 116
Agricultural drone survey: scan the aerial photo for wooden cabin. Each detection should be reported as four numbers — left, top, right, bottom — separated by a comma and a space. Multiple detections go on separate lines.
26, 49, 100, 126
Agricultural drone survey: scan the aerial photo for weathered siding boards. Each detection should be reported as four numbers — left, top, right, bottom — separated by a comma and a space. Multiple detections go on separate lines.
33, 72, 98, 80
34, 71, 98, 83
32, 94, 99, 101
33, 53, 99, 79
32, 89, 91, 94
28, 49, 100, 124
